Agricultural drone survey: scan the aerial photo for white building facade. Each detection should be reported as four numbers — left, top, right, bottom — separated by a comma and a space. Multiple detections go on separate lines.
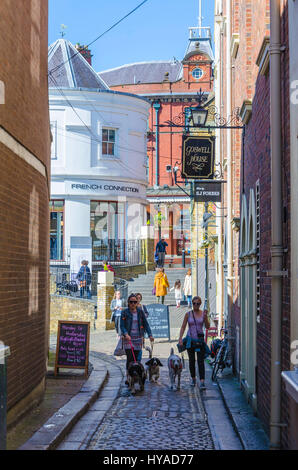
48, 40, 150, 274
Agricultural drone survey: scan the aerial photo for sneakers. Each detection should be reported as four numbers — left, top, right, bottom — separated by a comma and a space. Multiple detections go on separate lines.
190, 378, 196, 387
200, 381, 206, 390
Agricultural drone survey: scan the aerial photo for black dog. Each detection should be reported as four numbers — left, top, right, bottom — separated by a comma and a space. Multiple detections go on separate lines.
145, 346, 163, 382
127, 361, 146, 394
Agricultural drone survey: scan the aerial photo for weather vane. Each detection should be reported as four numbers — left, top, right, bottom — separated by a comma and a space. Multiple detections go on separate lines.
60, 24, 67, 38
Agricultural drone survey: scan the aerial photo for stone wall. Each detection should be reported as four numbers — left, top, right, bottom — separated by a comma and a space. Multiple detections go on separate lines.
50, 295, 95, 335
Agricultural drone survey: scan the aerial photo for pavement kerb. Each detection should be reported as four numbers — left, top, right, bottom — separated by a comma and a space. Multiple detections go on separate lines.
211, 364, 269, 450
19, 355, 109, 451
213, 373, 246, 450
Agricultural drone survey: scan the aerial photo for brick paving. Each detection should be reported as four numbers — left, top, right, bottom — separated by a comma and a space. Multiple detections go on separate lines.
88, 356, 215, 451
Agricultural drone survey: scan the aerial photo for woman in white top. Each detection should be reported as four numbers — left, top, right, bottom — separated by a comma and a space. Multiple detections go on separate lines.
183, 269, 192, 307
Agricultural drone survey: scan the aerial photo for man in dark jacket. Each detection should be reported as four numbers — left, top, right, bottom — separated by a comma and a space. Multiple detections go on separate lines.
76, 260, 92, 299
155, 237, 168, 267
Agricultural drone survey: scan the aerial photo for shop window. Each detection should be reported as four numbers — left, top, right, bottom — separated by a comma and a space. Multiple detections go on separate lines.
102, 128, 116, 156
50, 200, 64, 260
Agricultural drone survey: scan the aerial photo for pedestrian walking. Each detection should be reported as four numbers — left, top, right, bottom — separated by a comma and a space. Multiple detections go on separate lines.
120, 294, 154, 381
183, 268, 192, 307
155, 237, 168, 267
76, 260, 92, 299
170, 279, 182, 307
110, 290, 125, 335
178, 296, 210, 389
153, 267, 169, 304
135, 293, 149, 318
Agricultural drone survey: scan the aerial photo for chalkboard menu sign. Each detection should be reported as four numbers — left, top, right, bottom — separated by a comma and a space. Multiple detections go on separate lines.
54, 321, 90, 376
146, 304, 170, 340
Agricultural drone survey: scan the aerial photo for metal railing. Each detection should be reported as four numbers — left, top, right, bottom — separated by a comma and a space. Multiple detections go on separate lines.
92, 239, 143, 265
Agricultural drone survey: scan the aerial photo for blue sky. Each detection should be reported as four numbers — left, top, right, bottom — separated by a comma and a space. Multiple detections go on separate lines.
48, 0, 215, 72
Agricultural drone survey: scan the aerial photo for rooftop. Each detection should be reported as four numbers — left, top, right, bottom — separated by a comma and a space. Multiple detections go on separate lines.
48, 39, 109, 91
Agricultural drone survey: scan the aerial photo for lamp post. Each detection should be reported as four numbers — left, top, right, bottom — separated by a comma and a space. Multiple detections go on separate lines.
204, 202, 210, 313
0, 343, 10, 450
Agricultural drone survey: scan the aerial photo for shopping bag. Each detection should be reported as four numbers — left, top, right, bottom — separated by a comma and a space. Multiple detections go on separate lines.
113, 337, 125, 356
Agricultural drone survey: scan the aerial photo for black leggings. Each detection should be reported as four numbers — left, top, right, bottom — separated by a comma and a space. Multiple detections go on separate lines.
187, 345, 205, 380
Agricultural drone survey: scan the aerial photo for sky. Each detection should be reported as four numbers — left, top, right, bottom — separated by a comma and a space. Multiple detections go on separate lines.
48, 0, 215, 72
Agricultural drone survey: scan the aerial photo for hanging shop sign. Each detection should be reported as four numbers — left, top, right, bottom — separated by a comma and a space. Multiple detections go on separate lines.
181, 135, 215, 179
194, 182, 222, 202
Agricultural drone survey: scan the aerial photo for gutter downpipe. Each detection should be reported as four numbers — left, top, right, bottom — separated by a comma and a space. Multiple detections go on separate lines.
226, 0, 233, 334
153, 102, 161, 186
269, 0, 283, 450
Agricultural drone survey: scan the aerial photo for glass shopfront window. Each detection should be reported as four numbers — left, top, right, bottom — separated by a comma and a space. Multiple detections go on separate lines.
50, 200, 64, 260
91, 201, 125, 261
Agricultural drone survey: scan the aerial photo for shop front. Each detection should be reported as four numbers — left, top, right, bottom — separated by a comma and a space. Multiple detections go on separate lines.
50, 178, 147, 275
147, 193, 191, 266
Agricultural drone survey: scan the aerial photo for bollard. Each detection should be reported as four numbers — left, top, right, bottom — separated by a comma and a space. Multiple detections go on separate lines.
182, 249, 186, 268
0, 344, 10, 451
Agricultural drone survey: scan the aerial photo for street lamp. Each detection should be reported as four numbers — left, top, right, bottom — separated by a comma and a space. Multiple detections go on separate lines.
189, 105, 208, 127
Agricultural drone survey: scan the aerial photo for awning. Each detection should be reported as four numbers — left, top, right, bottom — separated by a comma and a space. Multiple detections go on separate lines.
147, 197, 190, 204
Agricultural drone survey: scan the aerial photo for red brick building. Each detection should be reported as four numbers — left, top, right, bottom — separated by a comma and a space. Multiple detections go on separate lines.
215, 0, 297, 449
0, 0, 50, 425
99, 27, 214, 264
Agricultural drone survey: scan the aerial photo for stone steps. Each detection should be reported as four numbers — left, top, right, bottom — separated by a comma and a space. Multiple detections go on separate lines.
126, 268, 190, 305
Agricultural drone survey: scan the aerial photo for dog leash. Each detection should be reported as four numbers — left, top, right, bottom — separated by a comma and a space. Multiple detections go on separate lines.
128, 339, 137, 362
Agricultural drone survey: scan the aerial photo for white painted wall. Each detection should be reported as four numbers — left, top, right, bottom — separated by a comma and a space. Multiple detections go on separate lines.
49, 88, 150, 263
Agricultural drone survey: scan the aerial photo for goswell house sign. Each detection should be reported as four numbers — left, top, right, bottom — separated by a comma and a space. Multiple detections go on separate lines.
182, 136, 215, 180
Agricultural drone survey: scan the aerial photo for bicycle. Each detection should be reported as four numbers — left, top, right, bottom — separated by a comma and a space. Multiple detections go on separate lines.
211, 328, 234, 381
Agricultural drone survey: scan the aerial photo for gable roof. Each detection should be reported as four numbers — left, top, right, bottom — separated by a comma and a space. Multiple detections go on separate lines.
48, 39, 109, 90
98, 60, 182, 87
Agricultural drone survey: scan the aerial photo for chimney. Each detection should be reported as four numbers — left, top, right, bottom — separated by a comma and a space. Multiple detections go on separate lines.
75, 43, 92, 65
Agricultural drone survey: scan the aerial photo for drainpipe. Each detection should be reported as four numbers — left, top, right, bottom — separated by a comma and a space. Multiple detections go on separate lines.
226, 0, 233, 333
153, 102, 161, 186
269, 0, 283, 450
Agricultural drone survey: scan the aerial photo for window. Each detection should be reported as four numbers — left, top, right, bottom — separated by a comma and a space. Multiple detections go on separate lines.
50, 121, 58, 160
102, 128, 116, 156
50, 200, 64, 260
91, 201, 125, 261
192, 68, 204, 80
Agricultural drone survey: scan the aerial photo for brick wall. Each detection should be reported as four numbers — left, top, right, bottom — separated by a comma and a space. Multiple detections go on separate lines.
234, 0, 291, 448
0, 0, 50, 418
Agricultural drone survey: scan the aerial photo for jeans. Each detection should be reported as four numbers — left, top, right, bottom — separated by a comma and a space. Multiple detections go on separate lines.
157, 252, 165, 267
80, 286, 91, 299
187, 295, 192, 306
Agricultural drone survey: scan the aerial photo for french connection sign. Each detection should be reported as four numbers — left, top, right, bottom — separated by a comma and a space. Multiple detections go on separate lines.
64, 180, 146, 198
182, 135, 215, 179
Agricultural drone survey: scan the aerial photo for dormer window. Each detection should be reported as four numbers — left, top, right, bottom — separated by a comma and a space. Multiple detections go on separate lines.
192, 68, 204, 80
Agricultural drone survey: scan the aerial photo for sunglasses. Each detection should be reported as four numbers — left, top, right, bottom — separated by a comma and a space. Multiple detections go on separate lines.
193, 302, 201, 306
129, 300, 137, 304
